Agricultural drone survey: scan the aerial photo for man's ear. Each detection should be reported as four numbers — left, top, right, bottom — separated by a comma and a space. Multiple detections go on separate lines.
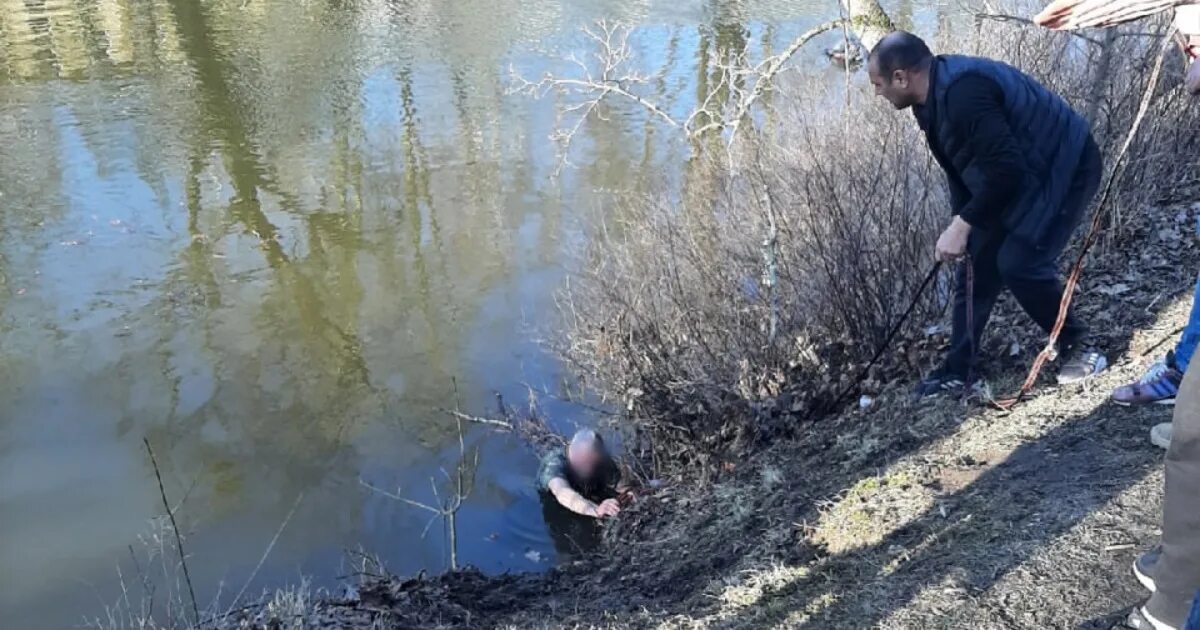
892, 69, 908, 88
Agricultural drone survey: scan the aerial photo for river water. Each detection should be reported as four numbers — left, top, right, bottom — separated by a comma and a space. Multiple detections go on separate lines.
0, 0, 937, 626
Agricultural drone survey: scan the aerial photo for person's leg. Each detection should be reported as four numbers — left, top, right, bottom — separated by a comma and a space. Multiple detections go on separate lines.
941, 229, 1004, 379
1112, 271, 1198, 407
1173, 266, 1200, 374
1146, 363, 1200, 627
1186, 590, 1200, 630
994, 235, 1088, 346
996, 141, 1105, 387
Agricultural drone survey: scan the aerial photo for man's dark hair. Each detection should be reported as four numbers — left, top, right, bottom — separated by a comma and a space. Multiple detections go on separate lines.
870, 31, 933, 77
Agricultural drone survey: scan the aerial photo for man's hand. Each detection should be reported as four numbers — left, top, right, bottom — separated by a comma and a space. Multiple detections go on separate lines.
936, 217, 971, 262
594, 499, 621, 518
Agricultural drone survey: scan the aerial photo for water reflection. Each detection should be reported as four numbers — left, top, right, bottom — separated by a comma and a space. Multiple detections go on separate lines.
0, 0, 878, 626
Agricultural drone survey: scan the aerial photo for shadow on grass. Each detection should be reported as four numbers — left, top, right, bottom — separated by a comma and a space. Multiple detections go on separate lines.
728, 392, 1163, 629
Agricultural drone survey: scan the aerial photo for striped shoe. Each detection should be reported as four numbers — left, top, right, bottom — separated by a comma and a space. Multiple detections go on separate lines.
913, 371, 968, 400
1113, 355, 1184, 406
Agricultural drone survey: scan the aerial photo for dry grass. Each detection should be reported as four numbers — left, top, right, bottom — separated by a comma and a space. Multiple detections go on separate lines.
812, 470, 934, 554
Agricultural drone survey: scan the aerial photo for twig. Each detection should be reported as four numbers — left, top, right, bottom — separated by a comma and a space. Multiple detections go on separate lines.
358, 479, 442, 515
128, 544, 155, 618
438, 408, 514, 429
690, 19, 845, 138
626, 534, 685, 546
1141, 325, 1187, 357
143, 437, 200, 627
519, 381, 619, 416
223, 492, 305, 618
359, 403, 478, 572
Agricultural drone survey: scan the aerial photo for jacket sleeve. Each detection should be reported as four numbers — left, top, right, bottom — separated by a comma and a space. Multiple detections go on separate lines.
943, 75, 1026, 228
947, 172, 970, 215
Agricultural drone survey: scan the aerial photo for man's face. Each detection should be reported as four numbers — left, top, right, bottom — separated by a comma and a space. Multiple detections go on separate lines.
568, 446, 602, 480
868, 57, 918, 109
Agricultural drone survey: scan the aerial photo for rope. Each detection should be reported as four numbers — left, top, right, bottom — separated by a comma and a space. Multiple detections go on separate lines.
991, 37, 1170, 411
826, 260, 944, 413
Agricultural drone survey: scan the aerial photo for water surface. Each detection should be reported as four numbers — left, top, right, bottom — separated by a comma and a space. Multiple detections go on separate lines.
0, 0, 936, 626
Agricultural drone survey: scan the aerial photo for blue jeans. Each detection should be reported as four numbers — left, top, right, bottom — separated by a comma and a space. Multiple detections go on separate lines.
1177, 273, 1200, 373
1175, 220, 1200, 372
1187, 589, 1200, 630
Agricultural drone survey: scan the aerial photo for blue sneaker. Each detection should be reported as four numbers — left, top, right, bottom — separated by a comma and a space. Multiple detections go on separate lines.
1113, 354, 1184, 406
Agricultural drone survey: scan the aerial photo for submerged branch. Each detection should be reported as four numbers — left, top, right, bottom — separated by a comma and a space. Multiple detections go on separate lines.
439, 408, 515, 430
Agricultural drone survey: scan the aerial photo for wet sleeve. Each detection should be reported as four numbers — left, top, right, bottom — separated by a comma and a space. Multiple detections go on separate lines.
943, 75, 1025, 228
536, 452, 568, 492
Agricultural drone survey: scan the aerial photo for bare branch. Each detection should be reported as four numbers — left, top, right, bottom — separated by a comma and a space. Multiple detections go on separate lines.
358, 479, 442, 515
439, 407, 514, 429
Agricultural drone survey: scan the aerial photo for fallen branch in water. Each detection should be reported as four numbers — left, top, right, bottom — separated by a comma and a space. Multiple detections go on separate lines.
438, 408, 514, 430
360, 413, 478, 571
223, 491, 305, 620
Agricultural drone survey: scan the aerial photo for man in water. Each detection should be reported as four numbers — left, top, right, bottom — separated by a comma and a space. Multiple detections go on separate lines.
1034, 5, 1200, 629
867, 31, 1107, 398
536, 429, 625, 519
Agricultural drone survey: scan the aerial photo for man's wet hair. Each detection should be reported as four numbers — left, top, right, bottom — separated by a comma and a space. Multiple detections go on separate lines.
569, 428, 606, 455
870, 31, 933, 77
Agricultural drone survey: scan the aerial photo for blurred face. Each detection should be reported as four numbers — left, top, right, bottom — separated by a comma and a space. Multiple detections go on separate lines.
868, 57, 920, 110
567, 444, 603, 480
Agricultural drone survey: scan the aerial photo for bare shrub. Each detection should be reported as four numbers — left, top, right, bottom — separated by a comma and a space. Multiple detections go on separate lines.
555, 7, 1200, 475
558, 101, 947, 473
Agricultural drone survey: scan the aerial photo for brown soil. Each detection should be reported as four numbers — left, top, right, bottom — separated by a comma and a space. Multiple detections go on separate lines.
254, 202, 1199, 629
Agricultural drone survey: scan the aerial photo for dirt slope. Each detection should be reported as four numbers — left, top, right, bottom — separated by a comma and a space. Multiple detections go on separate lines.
270, 202, 1199, 629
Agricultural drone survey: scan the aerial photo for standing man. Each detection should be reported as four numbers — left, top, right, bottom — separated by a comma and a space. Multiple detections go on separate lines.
1034, 4, 1200, 629
867, 31, 1108, 398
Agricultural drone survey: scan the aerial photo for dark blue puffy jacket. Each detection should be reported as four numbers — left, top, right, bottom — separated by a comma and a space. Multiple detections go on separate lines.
919, 54, 1093, 248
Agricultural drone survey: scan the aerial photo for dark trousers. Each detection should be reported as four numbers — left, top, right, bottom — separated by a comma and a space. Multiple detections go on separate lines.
1149, 363, 1200, 627
943, 140, 1103, 378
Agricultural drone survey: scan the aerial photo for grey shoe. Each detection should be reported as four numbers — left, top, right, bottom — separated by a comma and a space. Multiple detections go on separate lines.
1124, 605, 1177, 630
1057, 347, 1108, 384
1151, 423, 1173, 451
1134, 546, 1161, 593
